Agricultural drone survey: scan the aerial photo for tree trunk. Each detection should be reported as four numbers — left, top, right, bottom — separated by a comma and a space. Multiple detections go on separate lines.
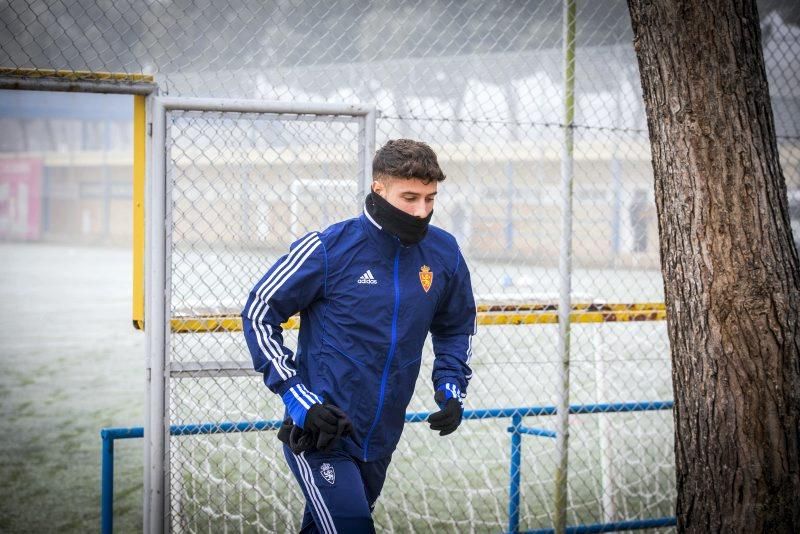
626, 0, 800, 532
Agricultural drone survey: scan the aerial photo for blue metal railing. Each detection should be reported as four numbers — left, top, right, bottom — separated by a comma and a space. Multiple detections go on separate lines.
101, 400, 675, 534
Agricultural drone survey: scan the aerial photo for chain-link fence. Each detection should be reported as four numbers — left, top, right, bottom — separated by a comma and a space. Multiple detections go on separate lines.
153, 97, 672, 533
164, 104, 367, 532
3, 1, 799, 532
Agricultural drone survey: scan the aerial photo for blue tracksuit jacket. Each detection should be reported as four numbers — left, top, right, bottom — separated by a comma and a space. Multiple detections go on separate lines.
242, 211, 476, 461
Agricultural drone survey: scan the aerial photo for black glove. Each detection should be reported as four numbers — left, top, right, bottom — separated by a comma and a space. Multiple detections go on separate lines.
278, 417, 317, 453
304, 403, 354, 452
428, 390, 464, 436
277, 404, 354, 453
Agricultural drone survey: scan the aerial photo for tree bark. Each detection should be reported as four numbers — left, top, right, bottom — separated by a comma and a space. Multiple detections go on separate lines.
626, 0, 800, 532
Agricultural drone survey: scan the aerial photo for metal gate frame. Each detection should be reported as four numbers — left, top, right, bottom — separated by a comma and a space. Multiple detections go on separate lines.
144, 96, 376, 533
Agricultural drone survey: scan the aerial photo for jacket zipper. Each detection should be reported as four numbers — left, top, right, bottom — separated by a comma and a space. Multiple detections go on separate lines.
362, 247, 401, 461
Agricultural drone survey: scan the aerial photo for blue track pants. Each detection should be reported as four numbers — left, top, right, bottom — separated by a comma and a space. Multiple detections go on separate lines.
283, 444, 392, 534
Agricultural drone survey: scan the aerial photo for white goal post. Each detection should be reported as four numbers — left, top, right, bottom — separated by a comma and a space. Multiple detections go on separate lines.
145, 96, 376, 533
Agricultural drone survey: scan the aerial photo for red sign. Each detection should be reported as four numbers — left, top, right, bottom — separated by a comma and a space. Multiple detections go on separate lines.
0, 158, 42, 240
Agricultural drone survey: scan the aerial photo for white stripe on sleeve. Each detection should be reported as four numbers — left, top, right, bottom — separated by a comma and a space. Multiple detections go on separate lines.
247, 234, 321, 380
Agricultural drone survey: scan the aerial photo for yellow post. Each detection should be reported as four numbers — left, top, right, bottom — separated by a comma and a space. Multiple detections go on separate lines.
132, 94, 146, 329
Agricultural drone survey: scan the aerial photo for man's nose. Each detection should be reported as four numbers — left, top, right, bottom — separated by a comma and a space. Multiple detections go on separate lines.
411, 201, 429, 218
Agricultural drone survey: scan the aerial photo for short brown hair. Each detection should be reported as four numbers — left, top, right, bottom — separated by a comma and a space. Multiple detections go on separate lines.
372, 139, 446, 184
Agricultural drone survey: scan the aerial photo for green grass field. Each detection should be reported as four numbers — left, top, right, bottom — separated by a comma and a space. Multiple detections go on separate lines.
0, 243, 144, 532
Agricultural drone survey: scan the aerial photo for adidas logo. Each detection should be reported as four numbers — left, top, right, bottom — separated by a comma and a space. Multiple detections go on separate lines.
357, 270, 378, 284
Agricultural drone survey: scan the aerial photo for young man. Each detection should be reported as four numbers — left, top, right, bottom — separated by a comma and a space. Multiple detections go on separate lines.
242, 139, 476, 533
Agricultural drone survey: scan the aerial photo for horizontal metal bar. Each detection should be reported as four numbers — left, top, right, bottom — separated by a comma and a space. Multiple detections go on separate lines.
158, 96, 374, 117
566, 400, 674, 414
171, 110, 361, 124
174, 302, 663, 318
0, 76, 156, 95
0, 67, 154, 82
480, 309, 667, 325
524, 516, 677, 533
169, 309, 665, 334
170, 419, 282, 436
169, 360, 258, 377
477, 302, 665, 313
403, 400, 673, 423
101, 400, 673, 441
508, 425, 557, 438
170, 316, 298, 334
101, 427, 145, 440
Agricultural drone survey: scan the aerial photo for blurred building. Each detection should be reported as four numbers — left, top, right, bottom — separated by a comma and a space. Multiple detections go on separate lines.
0, 90, 133, 244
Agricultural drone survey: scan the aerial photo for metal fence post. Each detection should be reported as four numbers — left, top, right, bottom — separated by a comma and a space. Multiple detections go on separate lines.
554, 1, 577, 532
357, 109, 377, 207
508, 413, 523, 533
144, 96, 167, 534
101, 430, 114, 534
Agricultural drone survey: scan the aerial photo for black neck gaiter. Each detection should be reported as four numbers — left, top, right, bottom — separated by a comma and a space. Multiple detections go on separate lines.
365, 192, 432, 245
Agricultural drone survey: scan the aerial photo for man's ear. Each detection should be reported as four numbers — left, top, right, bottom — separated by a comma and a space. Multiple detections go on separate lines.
372, 180, 385, 196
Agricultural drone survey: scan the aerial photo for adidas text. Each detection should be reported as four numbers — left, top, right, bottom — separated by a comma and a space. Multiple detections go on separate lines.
357, 270, 378, 284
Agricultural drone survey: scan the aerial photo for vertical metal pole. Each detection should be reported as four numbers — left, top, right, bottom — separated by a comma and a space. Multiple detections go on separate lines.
365, 109, 377, 182
357, 108, 377, 209
161, 104, 174, 533
610, 55, 624, 263
142, 95, 152, 533
593, 327, 616, 523
554, 1, 576, 533
144, 97, 167, 534
508, 414, 523, 534
101, 432, 114, 534
357, 116, 367, 211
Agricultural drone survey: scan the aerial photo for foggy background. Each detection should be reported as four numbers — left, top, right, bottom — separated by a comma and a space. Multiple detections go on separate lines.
1, 1, 798, 531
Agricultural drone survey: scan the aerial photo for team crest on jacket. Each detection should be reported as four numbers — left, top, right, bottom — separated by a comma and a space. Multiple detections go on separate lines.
320, 462, 335, 484
419, 265, 433, 293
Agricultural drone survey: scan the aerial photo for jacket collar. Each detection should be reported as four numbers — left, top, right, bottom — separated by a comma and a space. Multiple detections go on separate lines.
359, 209, 406, 259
